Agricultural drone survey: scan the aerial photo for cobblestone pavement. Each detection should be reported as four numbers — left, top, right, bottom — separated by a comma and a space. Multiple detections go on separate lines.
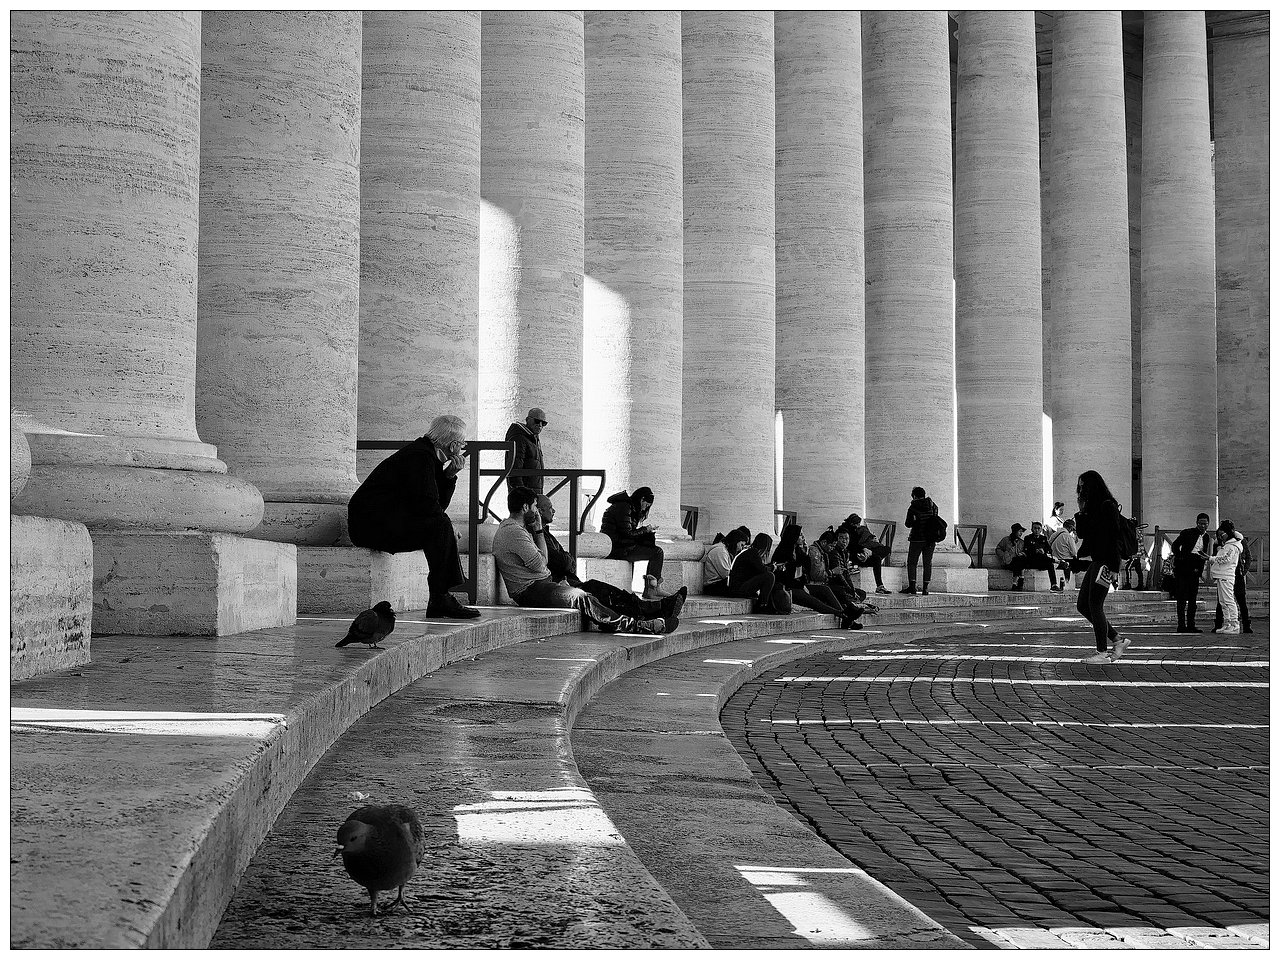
722, 618, 1270, 949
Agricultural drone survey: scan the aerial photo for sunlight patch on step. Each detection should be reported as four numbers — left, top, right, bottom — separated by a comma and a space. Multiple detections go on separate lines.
10, 706, 285, 738
836, 654, 1269, 667
772, 676, 1268, 688
735, 866, 880, 945
761, 718, 1268, 730
453, 787, 623, 846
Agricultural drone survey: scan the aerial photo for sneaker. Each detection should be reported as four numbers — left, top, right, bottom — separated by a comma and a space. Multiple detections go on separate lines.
1221, 625, 1241, 635
875, 585, 891, 595
1010, 580, 1023, 592
899, 585, 917, 595
1049, 584, 1062, 592
426, 593, 481, 619
631, 617, 666, 635
1110, 637, 1131, 660
1084, 651, 1111, 664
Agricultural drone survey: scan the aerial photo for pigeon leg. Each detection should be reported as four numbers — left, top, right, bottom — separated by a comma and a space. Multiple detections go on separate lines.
368, 888, 380, 917
394, 885, 413, 914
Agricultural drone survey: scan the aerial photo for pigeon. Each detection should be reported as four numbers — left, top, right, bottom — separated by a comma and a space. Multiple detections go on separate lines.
336, 601, 396, 648
335, 803, 424, 916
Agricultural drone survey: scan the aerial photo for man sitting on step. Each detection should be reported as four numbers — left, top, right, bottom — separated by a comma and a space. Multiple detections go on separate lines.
493, 487, 685, 634
535, 494, 583, 588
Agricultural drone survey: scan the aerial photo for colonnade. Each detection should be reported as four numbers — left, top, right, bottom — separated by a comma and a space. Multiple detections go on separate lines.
9, 11, 1268, 636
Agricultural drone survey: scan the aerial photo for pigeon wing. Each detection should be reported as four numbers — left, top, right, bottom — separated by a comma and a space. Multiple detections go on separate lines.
336, 608, 379, 647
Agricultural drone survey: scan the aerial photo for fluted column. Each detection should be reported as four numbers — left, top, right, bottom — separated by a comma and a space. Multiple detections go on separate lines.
775, 12, 864, 532
479, 12, 585, 488
1212, 17, 1269, 532
682, 12, 776, 538
583, 12, 684, 533
863, 12, 956, 525
955, 11, 1043, 533
10, 11, 262, 532
1047, 12, 1133, 508
1140, 12, 1216, 525
197, 12, 362, 544
358, 13, 480, 525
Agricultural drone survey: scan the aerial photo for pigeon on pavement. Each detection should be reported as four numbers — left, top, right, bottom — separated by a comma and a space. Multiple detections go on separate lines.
336, 601, 396, 649
335, 803, 424, 916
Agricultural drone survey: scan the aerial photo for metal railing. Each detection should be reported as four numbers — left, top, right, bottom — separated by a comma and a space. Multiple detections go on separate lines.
862, 518, 897, 554
774, 510, 797, 536
1148, 527, 1269, 592
954, 524, 988, 568
357, 439, 607, 604
680, 504, 700, 540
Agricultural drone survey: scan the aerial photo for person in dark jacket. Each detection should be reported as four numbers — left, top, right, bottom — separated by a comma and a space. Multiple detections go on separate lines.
838, 514, 892, 595
347, 414, 480, 619
1170, 512, 1213, 633
900, 486, 940, 595
536, 494, 583, 587
1073, 469, 1129, 662
505, 407, 547, 494
600, 486, 667, 598
770, 525, 861, 629
730, 533, 786, 613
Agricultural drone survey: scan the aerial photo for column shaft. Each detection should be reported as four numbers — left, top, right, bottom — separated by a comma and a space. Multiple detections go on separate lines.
197, 12, 362, 542
10, 11, 261, 532
1047, 12, 1133, 508
1139, 12, 1216, 525
682, 12, 776, 538
1212, 22, 1270, 531
358, 12, 480, 524
584, 12, 684, 533
863, 12, 956, 524
775, 11, 865, 532
955, 11, 1043, 533
478, 12, 585, 480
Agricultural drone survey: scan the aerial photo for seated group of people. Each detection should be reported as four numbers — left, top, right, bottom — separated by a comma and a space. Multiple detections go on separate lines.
701, 520, 882, 630
993, 514, 1081, 591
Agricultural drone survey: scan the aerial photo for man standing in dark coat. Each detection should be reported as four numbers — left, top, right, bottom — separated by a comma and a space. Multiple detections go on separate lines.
347, 414, 480, 619
1170, 512, 1212, 632
505, 406, 547, 493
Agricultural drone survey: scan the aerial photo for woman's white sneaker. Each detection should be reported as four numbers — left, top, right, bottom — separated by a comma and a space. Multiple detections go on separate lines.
1084, 651, 1111, 664
1109, 637, 1131, 660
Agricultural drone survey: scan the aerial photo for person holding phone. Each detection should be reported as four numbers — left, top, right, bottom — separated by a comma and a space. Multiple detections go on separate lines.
1072, 470, 1129, 662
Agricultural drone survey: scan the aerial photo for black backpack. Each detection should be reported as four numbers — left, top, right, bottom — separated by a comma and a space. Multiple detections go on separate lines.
1116, 505, 1140, 560
932, 513, 948, 543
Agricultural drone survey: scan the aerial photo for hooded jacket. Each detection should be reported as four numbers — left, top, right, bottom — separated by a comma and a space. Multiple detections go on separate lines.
600, 490, 652, 556
904, 496, 940, 543
348, 435, 455, 553
504, 421, 544, 493
1209, 533, 1244, 582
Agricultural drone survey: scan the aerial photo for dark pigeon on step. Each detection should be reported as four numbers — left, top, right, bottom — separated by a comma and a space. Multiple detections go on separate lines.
335, 803, 424, 916
336, 601, 396, 648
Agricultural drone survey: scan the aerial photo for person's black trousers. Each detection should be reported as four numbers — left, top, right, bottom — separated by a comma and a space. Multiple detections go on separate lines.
421, 516, 466, 598
1174, 570, 1201, 628
906, 540, 935, 585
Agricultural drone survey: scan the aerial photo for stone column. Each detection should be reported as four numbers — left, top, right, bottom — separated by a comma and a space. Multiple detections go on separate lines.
862, 13, 958, 528
197, 11, 363, 544
1212, 17, 1269, 532
358, 12, 481, 527
682, 12, 776, 538
583, 12, 684, 534
478, 12, 585, 510
1139, 12, 1216, 526
11, 12, 292, 637
775, 12, 865, 532
954, 11, 1043, 535
1047, 12, 1133, 509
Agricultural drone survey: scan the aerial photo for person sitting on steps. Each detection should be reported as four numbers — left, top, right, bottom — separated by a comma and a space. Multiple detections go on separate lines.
730, 533, 789, 613
838, 514, 892, 595
703, 526, 750, 596
770, 524, 862, 630
1047, 518, 1080, 591
601, 485, 668, 598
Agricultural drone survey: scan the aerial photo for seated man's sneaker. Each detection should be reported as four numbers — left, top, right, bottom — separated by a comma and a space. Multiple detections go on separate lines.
634, 617, 666, 635
426, 592, 481, 619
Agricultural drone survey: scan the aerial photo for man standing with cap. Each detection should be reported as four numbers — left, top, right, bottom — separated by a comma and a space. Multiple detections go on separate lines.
505, 406, 547, 493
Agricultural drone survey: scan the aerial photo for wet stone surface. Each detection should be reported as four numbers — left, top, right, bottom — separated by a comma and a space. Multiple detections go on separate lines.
722, 617, 1270, 949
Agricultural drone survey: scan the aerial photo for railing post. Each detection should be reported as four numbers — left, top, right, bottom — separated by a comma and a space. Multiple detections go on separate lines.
568, 474, 579, 568
467, 441, 481, 605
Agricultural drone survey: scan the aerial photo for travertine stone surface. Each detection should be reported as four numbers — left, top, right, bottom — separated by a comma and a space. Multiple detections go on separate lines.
583, 12, 684, 535
681, 12, 776, 537
774, 12, 865, 530
10, 12, 263, 530
1212, 24, 1270, 532
478, 12, 585, 479
10, 515, 93, 681
92, 533, 297, 636
1039, 57, 1054, 429
358, 13, 481, 507
1140, 12, 1217, 526
955, 11, 1043, 533
197, 12, 362, 515
1047, 12, 1133, 508
862, 12, 956, 524
12, 414, 32, 500
295, 546, 431, 615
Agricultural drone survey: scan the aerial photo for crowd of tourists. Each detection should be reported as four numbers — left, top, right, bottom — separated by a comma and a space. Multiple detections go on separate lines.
342, 410, 1253, 654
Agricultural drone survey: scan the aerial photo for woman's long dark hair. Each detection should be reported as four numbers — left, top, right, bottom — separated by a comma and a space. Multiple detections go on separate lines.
771, 524, 803, 565
751, 533, 773, 557
1076, 470, 1115, 509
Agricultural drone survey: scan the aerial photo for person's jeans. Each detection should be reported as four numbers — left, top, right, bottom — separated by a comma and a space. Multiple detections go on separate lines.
621, 543, 664, 580
1214, 572, 1250, 630
906, 540, 936, 585
514, 579, 634, 631
732, 572, 775, 606
579, 578, 665, 621
855, 549, 886, 587
790, 585, 843, 616
1076, 559, 1117, 652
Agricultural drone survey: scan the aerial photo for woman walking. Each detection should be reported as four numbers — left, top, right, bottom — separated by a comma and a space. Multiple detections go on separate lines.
1073, 470, 1130, 662
900, 486, 940, 595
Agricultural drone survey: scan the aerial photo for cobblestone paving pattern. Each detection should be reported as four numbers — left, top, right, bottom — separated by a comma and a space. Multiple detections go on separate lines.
722, 618, 1270, 949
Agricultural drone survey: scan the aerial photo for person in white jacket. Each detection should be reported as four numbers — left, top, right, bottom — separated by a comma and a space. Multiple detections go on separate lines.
1207, 520, 1244, 634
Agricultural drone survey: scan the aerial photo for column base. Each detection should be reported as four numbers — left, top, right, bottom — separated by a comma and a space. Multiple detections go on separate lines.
11, 515, 93, 680
296, 546, 433, 614
873, 566, 990, 594
253, 501, 351, 546
93, 533, 297, 636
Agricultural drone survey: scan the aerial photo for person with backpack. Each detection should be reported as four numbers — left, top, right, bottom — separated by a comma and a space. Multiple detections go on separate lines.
1072, 470, 1130, 662
1211, 521, 1252, 634
900, 486, 941, 596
